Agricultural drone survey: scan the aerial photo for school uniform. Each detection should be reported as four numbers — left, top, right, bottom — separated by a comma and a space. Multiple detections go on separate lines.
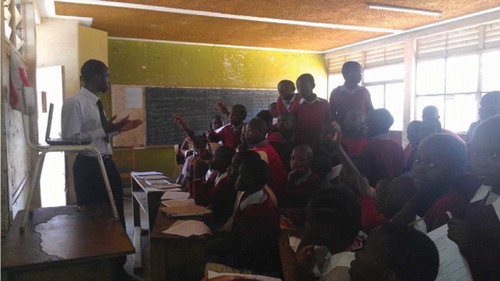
267, 131, 294, 172
461, 185, 500, 281
282, 169, 321, 208
61, 87, 125, 226
192, 171, 236, 225
403, 143, 418, 172
276, 93, 302, 115
207, 123, 244, 149
357, 133, 404, 187
312, 246, 354, 281
293, 95, 332, 147
329, 85, 374, 122
358, 195, 390, 234
252, 142, 288, 200
341, 137, 368, 157
232, 190, 280, 273
421, 173, 479, 232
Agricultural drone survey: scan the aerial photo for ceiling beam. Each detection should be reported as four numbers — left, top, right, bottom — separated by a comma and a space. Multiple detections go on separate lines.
55, 0, 400, 33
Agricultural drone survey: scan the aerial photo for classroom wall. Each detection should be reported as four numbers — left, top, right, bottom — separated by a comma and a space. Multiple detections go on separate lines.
108, 39, 327, 177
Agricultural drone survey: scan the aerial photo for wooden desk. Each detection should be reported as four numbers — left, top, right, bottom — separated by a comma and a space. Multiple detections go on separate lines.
1, 204, 134, 281
131, 173, 168, 271
278, 229, 301, 281
150, 211, 207, 281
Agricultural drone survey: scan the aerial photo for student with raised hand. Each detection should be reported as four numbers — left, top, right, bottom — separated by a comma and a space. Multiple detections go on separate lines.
448, 116, 500, 281
466, 91, 500, 143
276, 79, 301, 115
281, 145, 321, 208
296, 186, 362, 281
244, 117, 287, 201
329, 61, 373, 122
411, 134, 479, 232
357, 109, 404, 187
266, 112, 296, 171
349, 223, 439, 281
208, 104, 247, 149
191, 146, 236, 227
293, 73, 332, 147
340, 109, 368, 158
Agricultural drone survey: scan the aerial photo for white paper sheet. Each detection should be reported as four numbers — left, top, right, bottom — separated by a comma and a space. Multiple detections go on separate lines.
131, 171, 163, 176
162, 220, 211, 237
289, 235, 302, 253
125, 87, 143, 108
208, 271, 281, 281
427, 224, 473, 281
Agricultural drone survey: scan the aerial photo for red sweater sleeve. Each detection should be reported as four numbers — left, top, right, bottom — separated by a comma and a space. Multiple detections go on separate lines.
359, 195, 390, 234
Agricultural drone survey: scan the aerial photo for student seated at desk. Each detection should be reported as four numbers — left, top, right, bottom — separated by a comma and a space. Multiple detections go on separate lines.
296, 185, 362, 281
207, 104, 247, 149
192, 146, 236, 227
281, 145, 320, 209
349, 223, 439, 281
206, 158, 280, 276
245, 117, 287, 201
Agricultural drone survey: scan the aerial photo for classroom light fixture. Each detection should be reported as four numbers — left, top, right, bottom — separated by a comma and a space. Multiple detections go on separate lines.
367, 3, 442, 17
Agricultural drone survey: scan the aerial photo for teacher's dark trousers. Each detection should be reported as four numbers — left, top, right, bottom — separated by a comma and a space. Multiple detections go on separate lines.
73, 154, 125, 227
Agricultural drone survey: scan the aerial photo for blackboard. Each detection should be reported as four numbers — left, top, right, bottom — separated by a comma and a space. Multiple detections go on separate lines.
145, 87, 278, 146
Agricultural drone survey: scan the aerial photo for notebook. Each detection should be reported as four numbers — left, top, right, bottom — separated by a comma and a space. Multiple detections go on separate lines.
160, 205, 212, 217
45, 103, 91, 145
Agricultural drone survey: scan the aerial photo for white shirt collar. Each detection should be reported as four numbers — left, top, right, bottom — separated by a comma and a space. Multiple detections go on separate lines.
289, 169, 312, 185
215, 172, 228, 186
470, 185, 500, 220
300, 94, 319, 105
239, 190, 267, 211
80, 87, 99, 104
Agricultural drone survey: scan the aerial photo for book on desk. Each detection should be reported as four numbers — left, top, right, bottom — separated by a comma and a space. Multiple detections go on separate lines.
160, 205, 212, 218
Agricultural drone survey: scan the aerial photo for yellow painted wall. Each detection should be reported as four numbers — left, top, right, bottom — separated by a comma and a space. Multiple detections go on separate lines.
108, 39, 327, 178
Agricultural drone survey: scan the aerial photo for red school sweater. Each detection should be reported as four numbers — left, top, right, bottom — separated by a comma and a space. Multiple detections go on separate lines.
252, 144, 288, 200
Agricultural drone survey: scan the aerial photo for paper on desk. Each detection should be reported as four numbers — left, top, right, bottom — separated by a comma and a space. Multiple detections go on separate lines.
289, 236, 302, 253
131, 171, 162, 176
161, 205, 212, 217
208, 271, 282, 281
427, 224, 473, 281
161, 191, 190, 201
162, 199, 195, 207
141, 175, 168, 180
162, 220, 211, 237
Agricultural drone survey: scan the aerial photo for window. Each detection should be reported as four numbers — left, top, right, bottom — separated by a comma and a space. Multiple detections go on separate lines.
4, 0, 25, 52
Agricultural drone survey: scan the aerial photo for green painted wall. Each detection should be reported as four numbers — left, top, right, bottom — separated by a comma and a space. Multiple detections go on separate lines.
107, 39, 327, 177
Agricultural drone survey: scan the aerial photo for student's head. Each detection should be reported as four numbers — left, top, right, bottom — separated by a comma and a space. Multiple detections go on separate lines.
376, 176, 416, 219
422, 106, 439, 120
406, 121, 422, 145
277, 113, 296, 132
412, 134, 466, 194
350, 223, 439, 281
290, 145, 314, 172
479, 91, 500, 121
365, 109, 394, 137
244, 117, 268, 146
235, 158, 269, 192
268, 102, 278, 118
230, 104, 247, 126
228, 150, 261, 181
305, 185, 361, 251
81, 59, 109, 93
296, 74, 315, 99
256, 110, 273, 131
209, 146, 236, 173
341, 61, 362, 85
342, 109, 364, 134
277, 79, 296, 101
418, 117, 441, 143
211, 115, 224, 130
469, 115, 500, 187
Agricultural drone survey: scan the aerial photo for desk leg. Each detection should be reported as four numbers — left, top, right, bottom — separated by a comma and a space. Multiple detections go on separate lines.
150, 238, 166, 281
132, 192, 143, 272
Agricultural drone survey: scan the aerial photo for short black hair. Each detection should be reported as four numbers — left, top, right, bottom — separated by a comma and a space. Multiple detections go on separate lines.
376, 223, 439, 281
472, 115, 500, 143
293, 145, 314, 162
248, 117, 268, 134
81, 59, 107, 83
235, 149, 261, 162
481, 91, 500, 105
240, 158, 269, 189
420, 117, 441, 133
422, 105, 439, 119
306, 184, 362, 242
256, 110, 273, 128
214, 146, 236, 162
296, 73, 315, 84
278, 79, 295, 88
368, 108, 394, 132
421, 133, 466, 170
342, 61, 361, 75
232, 104, 248, 118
